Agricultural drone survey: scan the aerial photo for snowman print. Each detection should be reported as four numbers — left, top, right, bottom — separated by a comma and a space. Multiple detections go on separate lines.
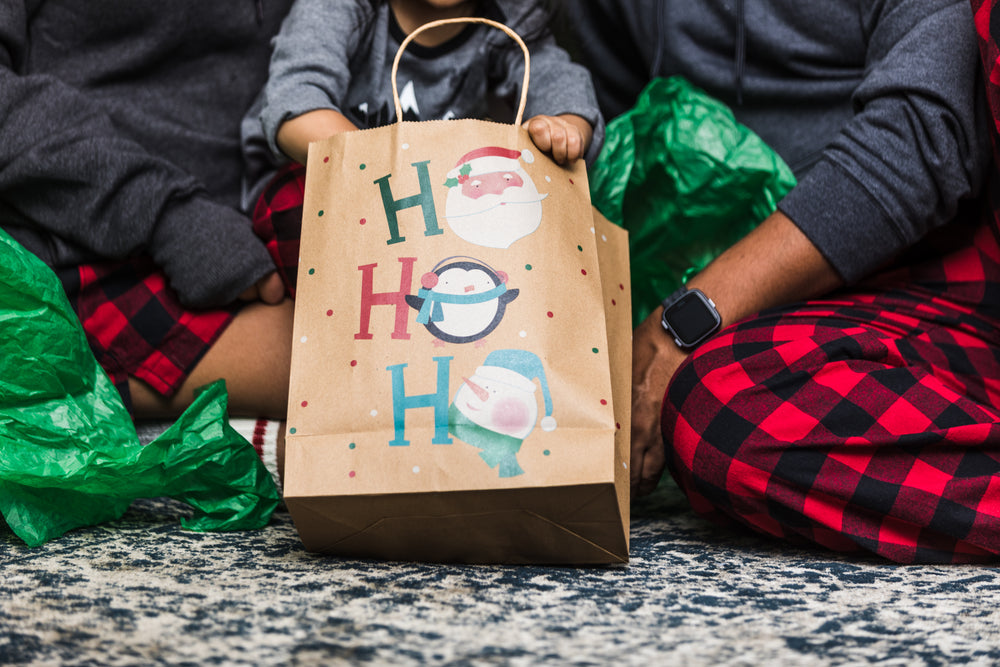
448, 349, 556, 478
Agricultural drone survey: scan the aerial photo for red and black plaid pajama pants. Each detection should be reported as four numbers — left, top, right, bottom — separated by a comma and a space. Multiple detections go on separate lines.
660, 0, 1000, 563
63, 164, 305, 410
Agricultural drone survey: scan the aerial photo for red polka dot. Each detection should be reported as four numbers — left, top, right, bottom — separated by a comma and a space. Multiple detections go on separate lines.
323, 156, 330, 163
616, 422, 622, 430
581, 269, 588, 276
326, 309, 334, 316
349, 471, 356, 478
612, 299, 617, 306
350, 360, 358, 367
547, 311, 554, 318
619, 283, 625, 291
301, 400, 308, 407
600, 399, 608, 406
360, 218, 367, 225
569, 179, 575, 185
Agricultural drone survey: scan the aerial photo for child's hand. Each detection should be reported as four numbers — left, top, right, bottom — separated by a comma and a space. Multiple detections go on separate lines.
523, 114, 593, 165
239, 271, 285, 305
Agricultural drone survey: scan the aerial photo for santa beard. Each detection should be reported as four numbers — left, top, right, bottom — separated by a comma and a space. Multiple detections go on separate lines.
444, 183, 546, 249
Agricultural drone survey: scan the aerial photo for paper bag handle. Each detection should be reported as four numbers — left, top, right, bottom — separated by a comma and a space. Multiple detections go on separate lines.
391, 17, 531, 127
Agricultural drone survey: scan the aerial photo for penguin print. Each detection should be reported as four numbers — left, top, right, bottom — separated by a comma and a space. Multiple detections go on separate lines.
405, 257, 518, 344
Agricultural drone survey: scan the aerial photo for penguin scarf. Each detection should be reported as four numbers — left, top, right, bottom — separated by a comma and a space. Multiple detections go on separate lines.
415, 282, 509, 324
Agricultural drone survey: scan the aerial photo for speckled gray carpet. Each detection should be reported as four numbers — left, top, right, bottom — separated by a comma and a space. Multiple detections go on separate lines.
3, 479, 1000, 666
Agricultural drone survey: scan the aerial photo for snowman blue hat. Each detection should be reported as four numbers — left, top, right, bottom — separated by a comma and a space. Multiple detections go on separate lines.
477, 349, 556, 431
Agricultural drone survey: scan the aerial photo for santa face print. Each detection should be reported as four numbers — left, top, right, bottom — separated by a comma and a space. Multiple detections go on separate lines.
443, 147, 547, 249
453, 370, 539, 440
445, 171, 543, 248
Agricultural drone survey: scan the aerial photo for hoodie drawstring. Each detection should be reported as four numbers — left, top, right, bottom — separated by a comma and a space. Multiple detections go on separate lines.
650, 1, 667, 80
734, 0, 746, 105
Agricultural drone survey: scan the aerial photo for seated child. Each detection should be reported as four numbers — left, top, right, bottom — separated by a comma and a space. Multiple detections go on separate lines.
242, 0, 605, 293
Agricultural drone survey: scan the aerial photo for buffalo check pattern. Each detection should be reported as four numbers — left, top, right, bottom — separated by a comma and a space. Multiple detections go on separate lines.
661, 0, 1000, 563
252, 163, 306, 297
60, 257, 241, 410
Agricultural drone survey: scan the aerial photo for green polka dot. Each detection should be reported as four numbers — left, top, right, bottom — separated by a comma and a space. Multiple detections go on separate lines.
543, 450, 551, 456
317, 210, 324, 217
525, 264, 533, 271
592, 347, 600, 354
289, 427, 297, 434
349, 442, 356, 450
359, 163, 366, 170
577, 245, 583, 251
308, 268, 315, 275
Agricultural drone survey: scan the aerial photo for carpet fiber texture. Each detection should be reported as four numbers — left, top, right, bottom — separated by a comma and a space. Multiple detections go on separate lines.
2, 480, 999, 666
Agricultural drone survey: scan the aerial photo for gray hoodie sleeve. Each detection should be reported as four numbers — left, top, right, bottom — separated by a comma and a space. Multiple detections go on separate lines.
0, 1, 274, 308
489, 6, 606, 165
259, 0, 369, 159
258, 0, 605, 163
777, 0, 990, 283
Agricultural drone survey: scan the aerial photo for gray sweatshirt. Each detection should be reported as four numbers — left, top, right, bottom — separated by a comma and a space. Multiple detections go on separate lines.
243, 0, 605, 205
566, 0, 991, 284
0, 1, 293, 308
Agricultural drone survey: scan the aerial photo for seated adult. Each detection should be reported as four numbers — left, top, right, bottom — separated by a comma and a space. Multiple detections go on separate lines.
0, 2, 296, 423
566, 0, 1000, 562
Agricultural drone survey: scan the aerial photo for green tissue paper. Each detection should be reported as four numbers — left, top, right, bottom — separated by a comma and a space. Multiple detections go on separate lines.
590, 76, 797, 324
0, 229, 280, 547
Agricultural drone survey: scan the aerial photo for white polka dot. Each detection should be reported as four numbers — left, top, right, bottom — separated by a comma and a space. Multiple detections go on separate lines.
519, 330, 527, 338
545, 175, 552, 182
623, 462, 628, 469
412, 466, 420, 474
590, 227, 596, 234
370, 409, 378, 417
602, 235, 608, 242
300, 336, 308, 343
402, 143, 410, 150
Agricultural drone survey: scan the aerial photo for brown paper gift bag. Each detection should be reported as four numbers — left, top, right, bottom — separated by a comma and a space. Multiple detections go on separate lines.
283, 18, 632, 564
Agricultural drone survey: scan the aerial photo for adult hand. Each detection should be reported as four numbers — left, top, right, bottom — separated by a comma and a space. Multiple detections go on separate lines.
239, 271, 285, 305
627, 211, 842, 499
631, 306, 688, 498
523, 114, 592, 164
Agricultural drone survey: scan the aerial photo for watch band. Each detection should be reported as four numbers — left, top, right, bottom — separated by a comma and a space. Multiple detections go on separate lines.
660, 286, 689, 312
660, 286, 721, 350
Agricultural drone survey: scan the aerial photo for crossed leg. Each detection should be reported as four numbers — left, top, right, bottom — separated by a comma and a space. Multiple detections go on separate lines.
662, 293, 1000, 563
129, 298, 295, 476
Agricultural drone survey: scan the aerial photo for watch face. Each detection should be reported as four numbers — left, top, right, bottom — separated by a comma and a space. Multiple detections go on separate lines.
663, 291, 720, 345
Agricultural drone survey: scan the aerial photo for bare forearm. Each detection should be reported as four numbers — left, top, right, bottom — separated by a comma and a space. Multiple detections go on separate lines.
685, 209, 842, 331
276, 108, 359, 165
640, 210, 841, 405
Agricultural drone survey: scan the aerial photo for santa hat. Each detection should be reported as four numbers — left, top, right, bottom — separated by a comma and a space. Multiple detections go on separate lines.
475, 349, 556, 431
447, 146, 535, 180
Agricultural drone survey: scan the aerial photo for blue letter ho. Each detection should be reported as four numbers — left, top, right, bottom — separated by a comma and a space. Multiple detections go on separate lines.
386, 356, 453, 447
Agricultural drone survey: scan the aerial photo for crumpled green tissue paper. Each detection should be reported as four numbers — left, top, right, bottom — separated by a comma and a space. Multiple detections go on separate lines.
0, 229, 280, 547
590, 76, 797, 325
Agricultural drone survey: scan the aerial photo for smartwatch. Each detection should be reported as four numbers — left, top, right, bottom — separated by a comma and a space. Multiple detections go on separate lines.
660, 286, 722, 350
